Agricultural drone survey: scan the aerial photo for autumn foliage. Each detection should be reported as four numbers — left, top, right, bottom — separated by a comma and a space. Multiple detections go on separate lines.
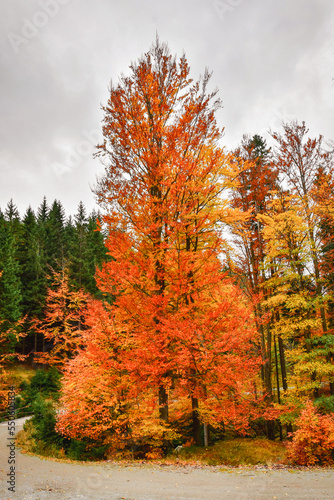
6, 41, 334, 463
33, 269, 88, 367
53, 40, 261, 449
287, 401, 334, 465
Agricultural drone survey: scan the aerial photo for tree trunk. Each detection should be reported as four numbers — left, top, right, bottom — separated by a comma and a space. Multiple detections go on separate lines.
159, 385, 169, 423
278, 336, 288, 391
191, 396, 201, 445
257, 305, 274, 440
274, 336, 283, 440
278, 335, 293, 435
274, 335, 281, 404
203, 424, 209, 447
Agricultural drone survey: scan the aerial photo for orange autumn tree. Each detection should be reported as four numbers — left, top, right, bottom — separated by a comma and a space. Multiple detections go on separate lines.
56, 287, 259, 450
34, 268, 88, 368
57, 40, 260, 448
56, 299, 164, 451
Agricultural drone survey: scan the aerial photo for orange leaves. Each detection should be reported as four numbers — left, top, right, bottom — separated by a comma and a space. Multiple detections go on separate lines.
287, 401, 334, 465
57, 286, 260, 443
34, 269, 88, 368
56, 40, 262, 446
56, 298, 177, 446
56, 299, 135, 443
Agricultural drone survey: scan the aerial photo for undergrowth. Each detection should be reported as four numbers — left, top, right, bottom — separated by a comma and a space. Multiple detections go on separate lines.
166, 438, 287, 466
16, 420, 287, 466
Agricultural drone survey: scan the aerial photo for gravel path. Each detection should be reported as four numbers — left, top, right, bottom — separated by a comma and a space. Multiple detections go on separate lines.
1, 417, 334, 499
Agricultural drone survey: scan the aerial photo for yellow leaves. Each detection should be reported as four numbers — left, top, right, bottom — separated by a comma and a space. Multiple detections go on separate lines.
272, 317, 320, 340
256, 191, 313, 274
294, 359, 334, 377
284, 293, 311, 311
129, 415, 179, 445
262, 293, 288, 309
259, 211, 307, 254
263, 288, 318, 320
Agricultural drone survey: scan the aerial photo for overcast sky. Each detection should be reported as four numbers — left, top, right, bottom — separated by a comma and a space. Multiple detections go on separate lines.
1, 0, 333, 218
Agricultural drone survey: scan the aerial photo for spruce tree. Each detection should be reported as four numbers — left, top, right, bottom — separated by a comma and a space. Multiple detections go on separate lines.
19, 207, 49, 319
86, 210, 108, 298
0, 201, 22, 346
68, 202, 89, 290
45, 200, 67, 274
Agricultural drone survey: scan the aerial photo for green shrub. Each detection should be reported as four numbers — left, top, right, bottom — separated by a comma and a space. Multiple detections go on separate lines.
16, 367, 61, 417
31, 393, 65, 447
66, 440, 108, 461
314, 395, 334, 414
28, 367, 61, 397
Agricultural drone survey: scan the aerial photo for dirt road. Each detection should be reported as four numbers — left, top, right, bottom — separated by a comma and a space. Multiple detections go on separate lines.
1, 418, 334, 500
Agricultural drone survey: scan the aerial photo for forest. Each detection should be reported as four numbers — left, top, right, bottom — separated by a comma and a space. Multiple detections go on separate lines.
1, 40, 334, 466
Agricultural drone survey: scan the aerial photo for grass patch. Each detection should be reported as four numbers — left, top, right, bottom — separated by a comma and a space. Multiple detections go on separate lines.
16, 421, 37, 453
168, 438, 287, 466
0, 363, 37, 421
6, 363, 37, 387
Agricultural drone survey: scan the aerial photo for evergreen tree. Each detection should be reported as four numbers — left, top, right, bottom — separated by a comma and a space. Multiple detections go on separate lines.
37, 197, 49, 224
4, 199, 21, 229
35, 196, 50, 298
85, 211, 108, 298
45, 200, 67, 274
18, 207, 49, 326
68, 204, 107, 297
0, 201, 22, 341
68, 202, 88, 290
0, 197, 109, 355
